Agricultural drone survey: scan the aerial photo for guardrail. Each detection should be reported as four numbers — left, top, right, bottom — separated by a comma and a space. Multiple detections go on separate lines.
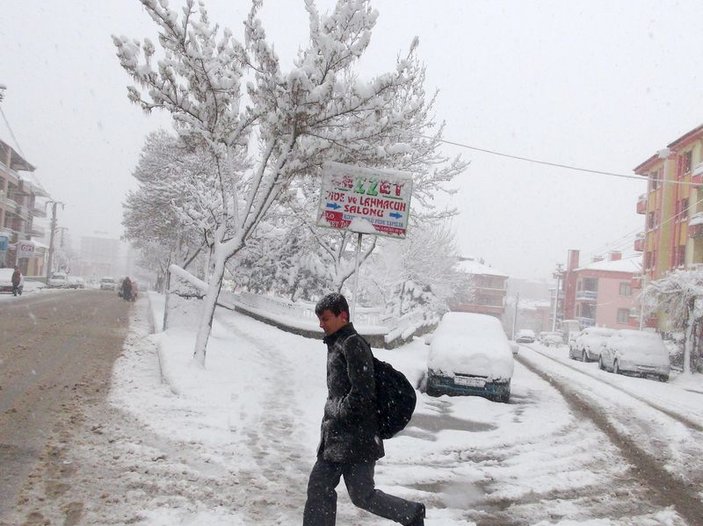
166, 265, 437, 348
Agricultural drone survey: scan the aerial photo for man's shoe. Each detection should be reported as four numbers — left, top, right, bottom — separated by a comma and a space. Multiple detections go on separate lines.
408, 503, 425, 526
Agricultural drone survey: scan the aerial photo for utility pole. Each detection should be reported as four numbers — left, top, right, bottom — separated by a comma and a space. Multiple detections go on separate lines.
511, 292, 519, 340
552, 263, 564, 331
45, 200, 64, 281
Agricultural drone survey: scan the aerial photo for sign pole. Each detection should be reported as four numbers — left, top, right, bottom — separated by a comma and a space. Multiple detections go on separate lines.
351, 232, 362, 322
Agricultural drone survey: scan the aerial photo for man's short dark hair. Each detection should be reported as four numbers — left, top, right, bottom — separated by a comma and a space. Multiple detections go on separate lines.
315, 292, 350, 318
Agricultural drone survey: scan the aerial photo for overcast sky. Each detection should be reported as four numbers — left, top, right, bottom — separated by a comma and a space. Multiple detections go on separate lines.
2, 0, 703, 280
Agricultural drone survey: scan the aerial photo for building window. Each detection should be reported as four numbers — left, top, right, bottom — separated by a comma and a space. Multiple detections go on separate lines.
617, 308, 630, 324
647, 211, 656, 230
650, 170, 660, 191
582, 277, 598, 292
619, 282, 632, 296
680, 151, 693, 177
674, 245, 686, 268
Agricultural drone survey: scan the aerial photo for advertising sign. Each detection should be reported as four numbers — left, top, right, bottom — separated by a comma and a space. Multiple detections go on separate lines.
17, 241, 35, 259
317, 162, 413, 238
0, 234, 8, 252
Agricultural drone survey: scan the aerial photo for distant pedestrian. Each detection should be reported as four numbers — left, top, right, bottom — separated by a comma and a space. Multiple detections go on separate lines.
303, 292, 425, 526
121, 276, 133, 301
11, 266, 22, 296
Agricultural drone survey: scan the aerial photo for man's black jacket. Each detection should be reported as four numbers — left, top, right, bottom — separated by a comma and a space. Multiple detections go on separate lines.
318, 323, 384, 463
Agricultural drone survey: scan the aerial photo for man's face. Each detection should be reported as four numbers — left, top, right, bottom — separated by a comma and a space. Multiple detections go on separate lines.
317, 309, 348, 336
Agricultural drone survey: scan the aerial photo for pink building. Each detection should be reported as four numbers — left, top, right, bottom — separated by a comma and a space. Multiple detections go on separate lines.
562, 250, 641, 329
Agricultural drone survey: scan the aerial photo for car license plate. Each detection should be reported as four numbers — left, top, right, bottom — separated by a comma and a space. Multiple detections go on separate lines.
454, 376, 485, 388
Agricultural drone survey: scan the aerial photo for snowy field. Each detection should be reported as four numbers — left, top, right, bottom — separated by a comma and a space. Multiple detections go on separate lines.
93, 293, 703, 525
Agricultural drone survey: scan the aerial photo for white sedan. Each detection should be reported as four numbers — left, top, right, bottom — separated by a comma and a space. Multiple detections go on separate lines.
599, 329, 670, 382
427, 312, 514, 402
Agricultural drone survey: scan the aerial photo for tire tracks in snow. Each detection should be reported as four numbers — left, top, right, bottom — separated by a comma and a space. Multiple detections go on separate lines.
517, 352, 703, 526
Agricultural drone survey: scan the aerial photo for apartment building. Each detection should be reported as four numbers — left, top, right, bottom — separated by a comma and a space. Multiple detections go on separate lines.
449, 256, 508, 318
561, 249, 640, 329
0, 138, 49, 274
634, 124, 703, 281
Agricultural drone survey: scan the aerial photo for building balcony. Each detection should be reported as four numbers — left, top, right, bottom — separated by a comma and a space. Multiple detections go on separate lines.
634, 233, 645, 251
692, 164, 703, 186
575, 290, 598, 301
689, 214, 703, 238
636, 194, 647, 214
0, 191, 18, 209
31, 206, 47, 218
29, 225, 46, 237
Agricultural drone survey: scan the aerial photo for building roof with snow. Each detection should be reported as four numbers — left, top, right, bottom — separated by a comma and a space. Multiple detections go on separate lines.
456, 256, 509, 277
577, 256, 641, 274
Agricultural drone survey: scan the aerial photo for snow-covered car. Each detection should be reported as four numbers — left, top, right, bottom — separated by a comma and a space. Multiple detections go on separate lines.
0, 267, 23, 295
569, 327, 615, 362
67, 276, 86, 289
47, 272, 69, 288
515, 329, 536, 343
538, 331, 563, 347
427, 312, 514, 402
100, 276, 116, 291
599, 329, 670, 381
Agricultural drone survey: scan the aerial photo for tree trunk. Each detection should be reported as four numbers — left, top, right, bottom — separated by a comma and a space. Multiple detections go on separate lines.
192, 245, 226, 367
684, 303, 694, 375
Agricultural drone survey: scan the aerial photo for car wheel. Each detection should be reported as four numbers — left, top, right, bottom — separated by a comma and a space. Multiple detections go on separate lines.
658, 374, 669, 382
581, 350, 588, 362
598, 357, 605, 370
613, 360, 620, 375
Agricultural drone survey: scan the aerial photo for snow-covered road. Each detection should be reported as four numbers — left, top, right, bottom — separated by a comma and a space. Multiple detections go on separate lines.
7, 295, 702, 525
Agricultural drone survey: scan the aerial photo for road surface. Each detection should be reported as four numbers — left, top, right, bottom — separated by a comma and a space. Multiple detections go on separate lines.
0, 289, 131, 525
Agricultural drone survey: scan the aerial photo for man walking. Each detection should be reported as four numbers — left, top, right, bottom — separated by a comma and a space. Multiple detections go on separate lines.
11, 266, 22, 296
303, 293, 425, 526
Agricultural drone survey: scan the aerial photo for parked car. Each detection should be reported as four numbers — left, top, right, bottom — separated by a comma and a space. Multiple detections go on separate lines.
100, 276, 117, 290
515, 329, 536, 344
538, 331, 564, 347
599, 329, 670, 381
47, 272, 69, 288
67, 276, 86, 289
570, 327, 615, 362
0, 267, 23, 295
427, 312, 514, 402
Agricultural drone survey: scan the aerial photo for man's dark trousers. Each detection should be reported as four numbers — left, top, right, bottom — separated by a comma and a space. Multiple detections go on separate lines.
303, 456, 421, 525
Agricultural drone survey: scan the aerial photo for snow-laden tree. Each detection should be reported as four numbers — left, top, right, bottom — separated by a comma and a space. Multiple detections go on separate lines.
364, 223, 463, 318
114, 0, 465, 366
642, 269, 703, 374
123, 130, 211, 284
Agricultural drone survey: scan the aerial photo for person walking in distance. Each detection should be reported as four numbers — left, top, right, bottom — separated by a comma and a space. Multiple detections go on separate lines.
303, 293, 425, 526
11, 266, 22, 296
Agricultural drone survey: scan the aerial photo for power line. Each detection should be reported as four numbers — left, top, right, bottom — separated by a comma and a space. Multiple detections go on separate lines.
583, 193, 703, 264
434, 136, 696, 187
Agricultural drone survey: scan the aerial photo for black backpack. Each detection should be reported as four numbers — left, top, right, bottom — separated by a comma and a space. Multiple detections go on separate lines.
373, 357, 417, 439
